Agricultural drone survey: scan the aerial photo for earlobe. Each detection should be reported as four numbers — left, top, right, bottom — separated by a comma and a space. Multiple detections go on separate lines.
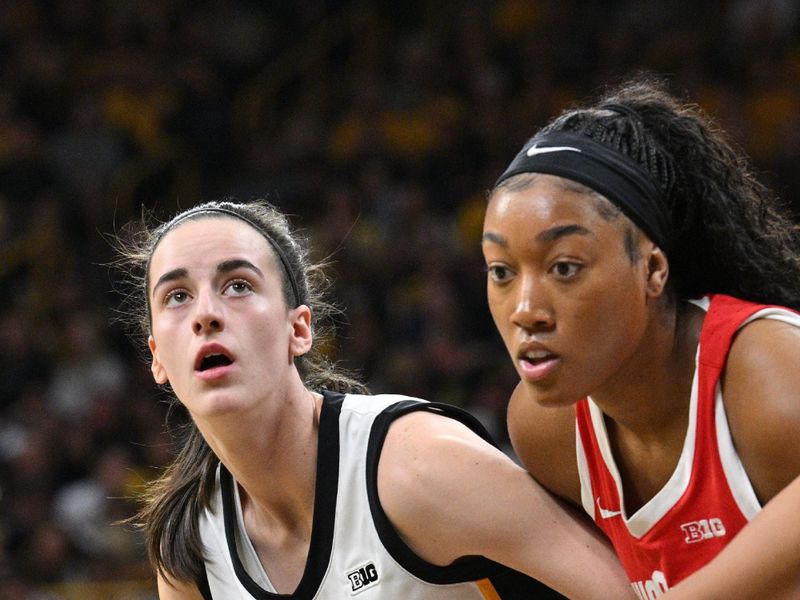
289, 305, 313, 357
645, 246, 669, 297
148, 335, 169, 385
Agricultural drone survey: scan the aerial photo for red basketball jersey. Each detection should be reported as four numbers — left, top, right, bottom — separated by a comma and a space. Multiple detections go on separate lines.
575, 295, 800, 598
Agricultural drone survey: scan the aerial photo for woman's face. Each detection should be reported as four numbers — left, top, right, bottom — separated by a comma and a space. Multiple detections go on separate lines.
483, 175, 660, 407
147, 216, 310, 418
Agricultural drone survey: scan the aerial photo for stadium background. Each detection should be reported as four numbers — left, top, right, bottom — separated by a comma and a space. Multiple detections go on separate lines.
1, 1, 799, 598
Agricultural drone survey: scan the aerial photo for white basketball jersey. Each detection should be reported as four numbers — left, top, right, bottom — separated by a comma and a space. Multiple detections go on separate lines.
196, 391, 545, 599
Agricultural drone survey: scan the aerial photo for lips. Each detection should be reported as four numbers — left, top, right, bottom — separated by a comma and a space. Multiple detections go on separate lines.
517, 342, 560, 382
194, 343, 234, 372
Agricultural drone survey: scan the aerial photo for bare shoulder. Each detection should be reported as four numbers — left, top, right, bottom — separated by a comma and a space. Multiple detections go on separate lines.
724, 317, 800, 502
377, 407, 523, 565
727, 315, 800, 369
377, 408, 508, 515
506, 382, 580, 504
376, 406, 637, 598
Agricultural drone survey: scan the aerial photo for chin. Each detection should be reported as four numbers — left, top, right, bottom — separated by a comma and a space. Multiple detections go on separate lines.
522, 380, 583, 408
192, 393, 253, 418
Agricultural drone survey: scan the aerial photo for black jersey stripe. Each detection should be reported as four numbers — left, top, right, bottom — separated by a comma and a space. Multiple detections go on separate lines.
364, 399, 565, 598
196, 565, 213, 600
217, 391, 342, 599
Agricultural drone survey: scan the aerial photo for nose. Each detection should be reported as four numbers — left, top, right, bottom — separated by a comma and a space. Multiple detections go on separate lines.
510, 275, 554, 333
192, 287, 224, 334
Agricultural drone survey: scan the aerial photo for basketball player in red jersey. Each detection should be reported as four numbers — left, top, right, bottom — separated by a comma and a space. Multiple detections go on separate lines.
482, 76, 800, 598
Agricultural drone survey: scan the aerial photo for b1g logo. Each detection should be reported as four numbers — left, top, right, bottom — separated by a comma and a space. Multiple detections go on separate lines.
346, 562, 379, 595
680, 517, 726, 544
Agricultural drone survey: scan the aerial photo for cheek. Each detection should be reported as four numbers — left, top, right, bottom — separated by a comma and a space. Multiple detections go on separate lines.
487, 289, 502, 324
563, 259, 645, 328
150, 318, 184, 371
151, 336, 176, 376
570, 283, 647, 363
487, 290, 514, 339
248, 309, 291, 353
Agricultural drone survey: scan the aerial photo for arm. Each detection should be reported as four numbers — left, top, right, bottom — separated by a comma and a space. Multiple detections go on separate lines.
663, 474, 800, 599
723, 317, 800, 501
506, 381, 582, 504
157, 572, 205, 600
378, 410, 634, 600
664, 316, 800, 598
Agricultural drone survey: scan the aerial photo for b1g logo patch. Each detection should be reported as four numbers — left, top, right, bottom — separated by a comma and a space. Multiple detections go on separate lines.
680, 517, 726, 544
345, 562, 379, 595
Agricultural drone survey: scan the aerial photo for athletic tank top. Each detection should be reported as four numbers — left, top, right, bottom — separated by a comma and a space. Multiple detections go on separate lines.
575, 294, 800, 598
197, 391, 560, 599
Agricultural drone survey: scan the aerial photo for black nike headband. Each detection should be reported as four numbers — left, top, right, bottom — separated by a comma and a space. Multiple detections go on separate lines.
494, 131, 671, 254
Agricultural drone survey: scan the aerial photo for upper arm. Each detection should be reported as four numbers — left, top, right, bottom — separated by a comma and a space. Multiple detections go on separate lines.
668, 316, 800, 599
157, 572, 205, 600
377, 409, 633, 600
664, 474, 800, 600
724, 317, 800, 502
506, 381, 581, 504
377, 410, 512, 566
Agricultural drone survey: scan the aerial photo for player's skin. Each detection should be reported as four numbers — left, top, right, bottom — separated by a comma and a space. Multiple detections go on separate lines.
483, 175, 800, 598
150, 215, 634, 599
665, 474, 800, 599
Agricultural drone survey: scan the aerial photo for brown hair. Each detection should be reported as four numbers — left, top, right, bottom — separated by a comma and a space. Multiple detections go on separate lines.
112, 199, 367, 582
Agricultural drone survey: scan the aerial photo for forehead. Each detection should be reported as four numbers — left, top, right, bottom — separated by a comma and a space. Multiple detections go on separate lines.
485, 175, 613, 230
149, 216, 275, 280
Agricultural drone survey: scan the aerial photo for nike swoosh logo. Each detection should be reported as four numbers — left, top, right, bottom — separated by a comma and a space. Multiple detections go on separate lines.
526, 144, 582, 157
596, 497, 622, 519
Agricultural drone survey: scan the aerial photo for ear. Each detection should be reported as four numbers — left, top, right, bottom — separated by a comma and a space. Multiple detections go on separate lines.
288, 304, 313, 357
644, 244, 669, 298
148, 335, 169, 385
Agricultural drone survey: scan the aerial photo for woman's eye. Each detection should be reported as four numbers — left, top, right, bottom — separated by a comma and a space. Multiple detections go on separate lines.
487, 265, 513, 283
551, 262, 581, 279
225, 280, 252, 296
164, 290, 190, 306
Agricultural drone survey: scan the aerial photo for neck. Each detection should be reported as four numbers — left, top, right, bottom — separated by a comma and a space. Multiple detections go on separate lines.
591, 300, 704, 444
195, 375, 323, 527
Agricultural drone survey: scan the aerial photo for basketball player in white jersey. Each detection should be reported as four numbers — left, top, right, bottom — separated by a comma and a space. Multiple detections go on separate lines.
114, 200, 634, 599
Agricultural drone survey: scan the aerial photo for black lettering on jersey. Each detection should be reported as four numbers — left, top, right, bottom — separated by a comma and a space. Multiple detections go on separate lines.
346, 562, 379, 594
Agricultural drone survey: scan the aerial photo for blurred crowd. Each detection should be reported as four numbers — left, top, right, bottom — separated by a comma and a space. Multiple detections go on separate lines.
1, 1, 800, 597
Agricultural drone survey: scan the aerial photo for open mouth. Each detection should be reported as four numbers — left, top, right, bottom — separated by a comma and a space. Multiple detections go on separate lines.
521, 349, 556, 365
517, 346, 560, 382
196, 352, 233, 372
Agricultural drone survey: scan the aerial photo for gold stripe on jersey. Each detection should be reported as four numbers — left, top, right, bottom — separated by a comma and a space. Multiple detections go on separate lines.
476, 578, 502, 600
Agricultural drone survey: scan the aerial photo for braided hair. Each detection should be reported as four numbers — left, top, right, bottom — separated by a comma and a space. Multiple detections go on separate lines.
534, 76, 800, 310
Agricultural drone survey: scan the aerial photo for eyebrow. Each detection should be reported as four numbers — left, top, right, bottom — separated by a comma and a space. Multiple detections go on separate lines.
216, 258, 264, 279
151, 259, 264, 297
535, 224, 593, 243
482, 224, 594, 247
481, 231, 508, 246
152, 267, 188, 297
